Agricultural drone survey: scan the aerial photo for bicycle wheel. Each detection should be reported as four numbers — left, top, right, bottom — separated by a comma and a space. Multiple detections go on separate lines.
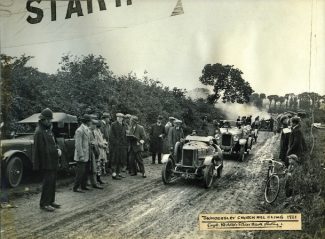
264, 174, 280, 203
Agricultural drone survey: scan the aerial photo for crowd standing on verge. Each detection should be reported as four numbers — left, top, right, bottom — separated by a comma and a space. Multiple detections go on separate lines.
32, 107, 187, 212
33, 107, 307, 211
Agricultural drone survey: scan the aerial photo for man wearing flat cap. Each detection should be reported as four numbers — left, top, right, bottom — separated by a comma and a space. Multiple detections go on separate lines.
168, 119, 184, 154
149, 115, 165, 164
109, 113, 128, 179
279, 115, 291, 167
128, 116, 147, 178
287, 116, 307, 160
165, 116, 175, 136
33, 108, 62, 212
73, 114, 93, 192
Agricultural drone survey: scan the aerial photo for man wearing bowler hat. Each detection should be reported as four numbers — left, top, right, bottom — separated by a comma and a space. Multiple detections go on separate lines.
287, 116, 307, 160
109, 113, 128, 179
149, 115, 165, 164
33, 108, 62, 212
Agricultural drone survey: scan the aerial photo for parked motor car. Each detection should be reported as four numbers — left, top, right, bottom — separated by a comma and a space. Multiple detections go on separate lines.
161, 135, 223, 188
216, 120, 253, 161
1, 112, 78, 188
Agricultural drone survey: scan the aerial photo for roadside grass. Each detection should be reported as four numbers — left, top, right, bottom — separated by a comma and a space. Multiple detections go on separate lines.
256, 118, 325, 239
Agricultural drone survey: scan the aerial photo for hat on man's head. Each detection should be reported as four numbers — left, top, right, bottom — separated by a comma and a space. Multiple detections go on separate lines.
92, 119, 99, 125
81, 114, 92, 123
280, 115, 289, 123
39, 108, 53, 120
131, 115, 139, 122
157, 115, 163, 120
89, 114, 98, 120
169, 116, 175, 120
291, 116, 301, 125
124, 114, 132, 119
116, 113, 124, 118
102, 112, 110, 119
174, 119, 182, 124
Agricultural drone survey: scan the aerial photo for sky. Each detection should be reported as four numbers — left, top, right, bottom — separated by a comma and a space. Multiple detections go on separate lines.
1, 0, 324, 96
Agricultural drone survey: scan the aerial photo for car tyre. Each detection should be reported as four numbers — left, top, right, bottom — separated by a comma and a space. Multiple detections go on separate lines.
204, 164, 214, 188
216, 164, 223, 178
239, 145, 245, 162
6, 156, 23, 188
162, 158, 174, 185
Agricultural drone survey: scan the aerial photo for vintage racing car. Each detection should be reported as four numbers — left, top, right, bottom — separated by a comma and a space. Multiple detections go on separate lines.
216, 120, 253, 161
161, 135, 223, 188
1, 112, 78, 187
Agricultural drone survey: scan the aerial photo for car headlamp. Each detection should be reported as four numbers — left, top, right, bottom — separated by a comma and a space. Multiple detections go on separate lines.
233, 135, 239, 141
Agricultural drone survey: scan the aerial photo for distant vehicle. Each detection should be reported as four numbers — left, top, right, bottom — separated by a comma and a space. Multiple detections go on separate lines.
161, 135, 223, 188
1, 112, 78, 187
217, 120, 253, 161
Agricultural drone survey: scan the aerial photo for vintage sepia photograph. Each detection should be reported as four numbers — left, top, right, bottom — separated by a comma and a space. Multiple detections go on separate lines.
0, 0, 325, 238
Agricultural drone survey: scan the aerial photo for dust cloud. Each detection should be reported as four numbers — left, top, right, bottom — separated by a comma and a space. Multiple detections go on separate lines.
215, 102, 270, 120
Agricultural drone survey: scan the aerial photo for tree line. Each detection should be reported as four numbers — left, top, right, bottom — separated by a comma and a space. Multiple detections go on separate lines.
0, 54, 225, 137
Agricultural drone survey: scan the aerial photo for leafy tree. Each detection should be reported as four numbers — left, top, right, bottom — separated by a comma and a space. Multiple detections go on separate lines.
199, 63, 253, 104
267, 95, 274, 109
250, 93, 262, 108
279, 96, 285, 108
298, 92, 311, 111
273, 95, 279, 109
1, 54, 225, 136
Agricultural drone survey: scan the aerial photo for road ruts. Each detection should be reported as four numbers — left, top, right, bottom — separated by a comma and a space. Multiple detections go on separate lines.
0, 132, 277, 239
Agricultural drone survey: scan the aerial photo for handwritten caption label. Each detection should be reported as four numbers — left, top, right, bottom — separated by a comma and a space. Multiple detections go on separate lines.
199, 214, 301, 231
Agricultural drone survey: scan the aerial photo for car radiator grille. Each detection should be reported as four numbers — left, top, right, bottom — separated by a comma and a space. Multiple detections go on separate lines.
182, 150, 193, 166
222, 134, 232, 146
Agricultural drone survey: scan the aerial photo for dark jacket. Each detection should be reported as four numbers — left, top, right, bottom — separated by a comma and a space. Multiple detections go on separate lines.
149, 123, 165, 153
168, 126, 184, 148
279, 127, 291, 161
32, 124, 59, 171
287, 125, 307, 158
109, 121, 127, 148
129, 123, 147, 153
100, 120, 110, 143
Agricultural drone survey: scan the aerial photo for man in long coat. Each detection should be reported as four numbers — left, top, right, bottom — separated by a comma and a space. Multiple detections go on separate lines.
73, 114, 92, 192
100, 112, 111, 174
33, 108, 61, 212
128, 116, 147, 178
168, 120, 184, 163
287, 116, 307, 160
88, 120, 104, 189
149, 115, 165, 164
109, 113, 128, 180
279, 115, 291, 167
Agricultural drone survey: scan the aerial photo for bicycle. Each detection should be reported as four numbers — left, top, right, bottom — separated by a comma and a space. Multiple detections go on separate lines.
264, 155, 298, 203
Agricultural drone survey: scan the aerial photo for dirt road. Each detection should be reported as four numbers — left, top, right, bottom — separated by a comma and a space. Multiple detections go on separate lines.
1, 132, 278, 239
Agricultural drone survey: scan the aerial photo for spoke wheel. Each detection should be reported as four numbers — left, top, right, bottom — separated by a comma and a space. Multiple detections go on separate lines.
6, 156, 23, 188
204, 164, 214, 188
162, 158, 174, 185
264, 174, 280, 203
239, 145, 245, 162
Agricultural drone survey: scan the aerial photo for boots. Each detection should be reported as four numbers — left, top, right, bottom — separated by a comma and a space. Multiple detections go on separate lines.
152, 154, 156, 164
97, 175, 105, 185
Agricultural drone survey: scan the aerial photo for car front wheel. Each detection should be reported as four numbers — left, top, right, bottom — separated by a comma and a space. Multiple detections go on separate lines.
204, 164, 215, 188
6, 156, 23, 188
162, 158, 175, 185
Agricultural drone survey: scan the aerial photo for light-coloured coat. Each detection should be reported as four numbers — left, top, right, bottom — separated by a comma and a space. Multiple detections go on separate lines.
74, 124, 90, 162
94, 128, 108, 162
